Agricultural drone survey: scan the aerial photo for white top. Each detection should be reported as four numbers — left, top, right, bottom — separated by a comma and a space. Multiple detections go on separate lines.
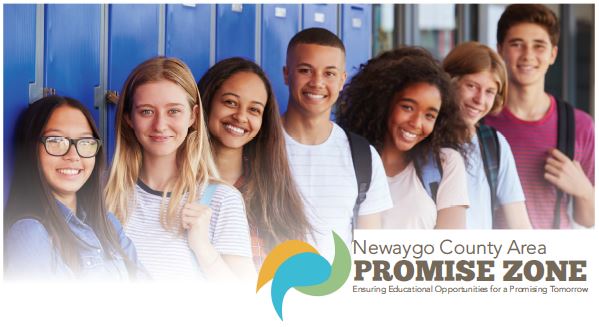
123, 182, 251, 280
465, 132, 526, 229
284, 123, 393, 260
383, 148, 469, 229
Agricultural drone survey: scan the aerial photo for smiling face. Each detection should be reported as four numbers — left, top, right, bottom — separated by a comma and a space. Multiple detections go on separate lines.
207, 71, 267, 151
39, 105, 96, 205
127, 80, 197, 161
456, 70, 500, 128
498, 22, 557, 89
384, 83, 442, 153
284, 43, 347, 118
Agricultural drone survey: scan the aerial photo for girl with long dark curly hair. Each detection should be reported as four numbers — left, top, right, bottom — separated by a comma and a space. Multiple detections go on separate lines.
337, 47, 470, 229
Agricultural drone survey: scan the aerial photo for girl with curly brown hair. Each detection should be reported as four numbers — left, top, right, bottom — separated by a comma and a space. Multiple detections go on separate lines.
337, 47, 470, 229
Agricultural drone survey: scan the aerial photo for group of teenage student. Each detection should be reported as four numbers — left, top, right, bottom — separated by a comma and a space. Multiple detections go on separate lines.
4, 4, 594, 281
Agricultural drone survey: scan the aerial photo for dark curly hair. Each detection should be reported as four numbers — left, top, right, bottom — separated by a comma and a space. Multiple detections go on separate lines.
337, 46, 470, 167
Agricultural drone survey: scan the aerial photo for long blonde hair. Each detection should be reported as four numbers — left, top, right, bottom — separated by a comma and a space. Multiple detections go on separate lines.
105, 57, 219, 232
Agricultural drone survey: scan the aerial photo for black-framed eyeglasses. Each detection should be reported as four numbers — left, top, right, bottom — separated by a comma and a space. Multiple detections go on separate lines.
39, 136, 102, 158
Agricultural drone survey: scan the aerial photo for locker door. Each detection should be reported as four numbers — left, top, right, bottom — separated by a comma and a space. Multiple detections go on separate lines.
342, 4, 372, 78
4, 4, 37, 202
261, 4, 300, 114
45, 4, 101, 124
166, 4, 211, 80
106, 4, 160, 161
216, 4, 256, 62
302, 4, 338, 33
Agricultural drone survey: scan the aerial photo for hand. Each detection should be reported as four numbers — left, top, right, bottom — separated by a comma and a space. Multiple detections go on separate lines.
544, 148, 593, 200
181, 202, 212, 253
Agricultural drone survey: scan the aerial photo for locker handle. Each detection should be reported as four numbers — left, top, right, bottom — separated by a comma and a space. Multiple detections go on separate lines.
314, 12, 325, 23
350, 6, 364, 11
275, 7, 287, 18
106, 90, 120, 105
231, 4, 243, 13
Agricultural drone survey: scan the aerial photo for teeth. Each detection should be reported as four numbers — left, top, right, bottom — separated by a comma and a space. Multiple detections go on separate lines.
224, 124, 246, 136
151, 136, 169, 141
57, 168, 80, 176
305, 93, 325, 99
401, 129, 417, 141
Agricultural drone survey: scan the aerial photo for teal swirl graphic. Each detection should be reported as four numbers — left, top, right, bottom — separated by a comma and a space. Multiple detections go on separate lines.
256, 232, 351, 320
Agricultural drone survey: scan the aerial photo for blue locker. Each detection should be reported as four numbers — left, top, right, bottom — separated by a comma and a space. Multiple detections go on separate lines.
261, 4, 300, 114
216, 4, 256, 62
302, 4, 337, 33
45, 4, 101, 124
342, 4, 372, 78
106, 4, 160, 161
4, 4, 37, 202
166, 4, 211, 80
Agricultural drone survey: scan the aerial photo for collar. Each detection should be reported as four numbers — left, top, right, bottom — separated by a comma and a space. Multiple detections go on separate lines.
56, 200, 87, 225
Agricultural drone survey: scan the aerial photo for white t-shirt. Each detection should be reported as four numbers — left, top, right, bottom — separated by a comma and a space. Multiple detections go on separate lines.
383, 148, 469, 229
123, 181, 251, 280
284, 123, 393, 260
466, 132, 526, 229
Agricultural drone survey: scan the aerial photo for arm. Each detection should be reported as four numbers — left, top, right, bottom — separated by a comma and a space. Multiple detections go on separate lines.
501, 202, 532, 229
435, 149, 468, 229
435, 206, 466, 229
107, 213, 150, 279
4, 219, 69, 279
544, 148, 594, 227
182, 202, 256, 282
354, 146, 393, 229
495, 133, 531, 229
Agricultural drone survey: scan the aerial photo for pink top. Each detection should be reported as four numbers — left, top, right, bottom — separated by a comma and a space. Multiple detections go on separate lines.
485, 95, 595, 228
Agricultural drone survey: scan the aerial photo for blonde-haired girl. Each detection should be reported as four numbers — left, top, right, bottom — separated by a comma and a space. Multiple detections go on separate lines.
105, 57, 255, 281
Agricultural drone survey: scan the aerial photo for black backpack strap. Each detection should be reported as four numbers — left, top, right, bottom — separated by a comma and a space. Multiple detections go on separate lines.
414, 151, 443, 204
553, 99, 576, 229
343, 128, 372, 239
477, 124, 501, 220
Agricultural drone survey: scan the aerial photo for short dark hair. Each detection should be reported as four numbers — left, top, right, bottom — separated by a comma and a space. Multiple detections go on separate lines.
287, 27, 345, 55
497, 4, 560, 46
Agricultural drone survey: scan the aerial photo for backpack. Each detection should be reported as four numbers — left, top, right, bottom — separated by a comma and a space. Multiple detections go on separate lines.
343, 128, 372, 238
477, 124, 501, 220
415, 151, 443, 203
416, 125, 500, 220
198, 183, 218, 205
553, 99, 576, 229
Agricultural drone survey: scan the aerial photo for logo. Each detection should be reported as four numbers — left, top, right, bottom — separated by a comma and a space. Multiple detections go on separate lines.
256, 232, 351, 320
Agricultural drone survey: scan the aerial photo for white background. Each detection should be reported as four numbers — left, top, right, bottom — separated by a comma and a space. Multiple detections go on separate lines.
1, 230, 596, 326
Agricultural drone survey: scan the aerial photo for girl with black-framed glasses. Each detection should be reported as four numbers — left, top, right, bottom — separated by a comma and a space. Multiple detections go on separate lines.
4, 95, 144, 280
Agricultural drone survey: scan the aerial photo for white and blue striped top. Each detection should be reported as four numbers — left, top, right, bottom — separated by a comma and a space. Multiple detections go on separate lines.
123, 181, 251, 280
